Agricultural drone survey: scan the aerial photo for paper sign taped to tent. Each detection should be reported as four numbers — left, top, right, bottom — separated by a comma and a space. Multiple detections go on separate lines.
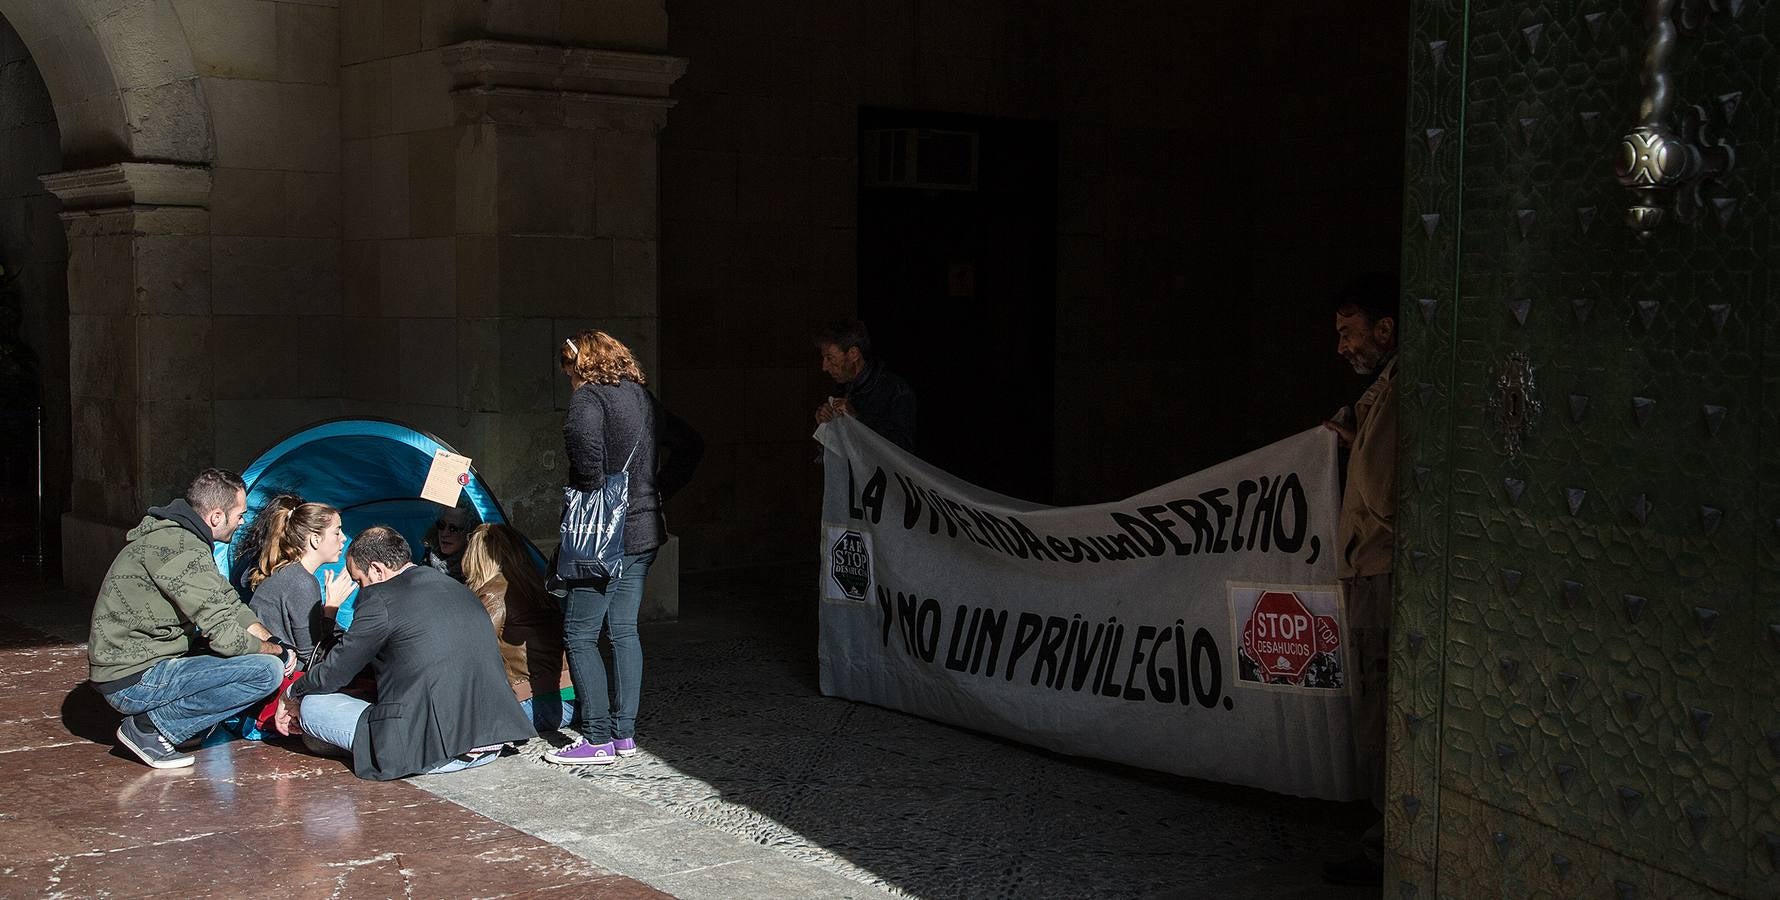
420, 449, 473, 505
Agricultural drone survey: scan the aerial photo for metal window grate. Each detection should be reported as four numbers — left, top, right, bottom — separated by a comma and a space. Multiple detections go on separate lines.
863, 128, 979, 190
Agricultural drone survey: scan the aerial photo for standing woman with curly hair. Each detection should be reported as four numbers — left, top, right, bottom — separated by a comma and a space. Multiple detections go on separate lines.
544, 330, 664, 765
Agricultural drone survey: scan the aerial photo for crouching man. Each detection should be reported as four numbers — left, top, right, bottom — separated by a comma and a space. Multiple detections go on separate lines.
274, 526, 535, 779
88, 469, 296, 769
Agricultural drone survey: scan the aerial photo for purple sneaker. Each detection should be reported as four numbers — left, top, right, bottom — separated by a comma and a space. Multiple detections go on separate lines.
614, 737, 639, 757
544, 738, 618, 765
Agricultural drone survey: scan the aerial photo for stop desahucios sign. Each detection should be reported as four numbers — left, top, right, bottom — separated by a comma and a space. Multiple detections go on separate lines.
1243, 590, 1322, 681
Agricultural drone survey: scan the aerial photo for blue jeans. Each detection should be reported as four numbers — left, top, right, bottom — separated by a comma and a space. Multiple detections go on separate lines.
299, 693, 499, 775
297, 692, 369, 753
563, 550, 654, 743
104, 654, 285, 744
521, 694, 578, 731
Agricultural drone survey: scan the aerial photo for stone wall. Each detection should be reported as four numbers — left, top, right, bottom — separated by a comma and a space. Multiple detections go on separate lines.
337, 5, 678, 542
337, 0, 490, 505
187, 0, 344, 470
657, 0, 1409, 570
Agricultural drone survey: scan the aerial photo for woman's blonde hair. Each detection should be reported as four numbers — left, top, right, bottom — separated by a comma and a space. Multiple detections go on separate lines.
463, 523, 555, 613
561, 330, 647, 386
247, 501, 340, 589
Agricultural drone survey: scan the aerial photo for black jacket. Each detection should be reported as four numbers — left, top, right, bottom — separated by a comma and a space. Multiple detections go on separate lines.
563, 379, 664, 554
289, 565, 535, 780
846, 360, 917, 452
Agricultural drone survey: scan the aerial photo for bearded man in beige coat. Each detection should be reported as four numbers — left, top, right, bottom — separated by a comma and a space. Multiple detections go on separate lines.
1320, 273, 1398, 887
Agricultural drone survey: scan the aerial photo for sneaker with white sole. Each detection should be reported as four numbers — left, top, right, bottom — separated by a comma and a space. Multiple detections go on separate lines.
117, 714, 195, 769
614, 737, 639, 757
543, 738, 618, 765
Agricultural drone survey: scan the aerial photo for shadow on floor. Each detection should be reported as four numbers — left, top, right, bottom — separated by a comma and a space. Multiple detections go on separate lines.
60, 680, 120, 746
552, 563, 1373, 899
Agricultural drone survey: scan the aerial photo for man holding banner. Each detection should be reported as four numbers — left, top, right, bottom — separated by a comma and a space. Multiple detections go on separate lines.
1321, 273, 1399, 887
813, 320, 917, 452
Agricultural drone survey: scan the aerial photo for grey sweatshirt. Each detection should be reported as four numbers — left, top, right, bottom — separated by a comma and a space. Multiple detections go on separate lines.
249, 564, 326, 666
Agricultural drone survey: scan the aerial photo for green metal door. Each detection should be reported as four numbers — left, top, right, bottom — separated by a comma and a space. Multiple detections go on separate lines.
1392, 0, 1777, 896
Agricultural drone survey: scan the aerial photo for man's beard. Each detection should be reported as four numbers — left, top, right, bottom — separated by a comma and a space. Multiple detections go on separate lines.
1345, 355, 1374, 375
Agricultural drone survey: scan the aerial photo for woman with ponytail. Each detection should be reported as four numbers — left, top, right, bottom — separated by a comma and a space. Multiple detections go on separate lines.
246, 502, 353, 666
235, 494, 303, 594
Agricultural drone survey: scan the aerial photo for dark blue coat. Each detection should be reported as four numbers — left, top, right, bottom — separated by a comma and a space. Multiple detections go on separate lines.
563, 379, 665, 555
289, 565, 535, 780
846, 360, 917, 452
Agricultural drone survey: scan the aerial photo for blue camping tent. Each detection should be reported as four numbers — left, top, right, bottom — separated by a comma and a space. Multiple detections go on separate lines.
212, 418, 545, 596
204, 418, 548, 742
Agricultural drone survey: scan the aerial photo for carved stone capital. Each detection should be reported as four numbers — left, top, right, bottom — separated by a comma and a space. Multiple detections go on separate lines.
39, 162, 211, 211
441, 40, 687, 103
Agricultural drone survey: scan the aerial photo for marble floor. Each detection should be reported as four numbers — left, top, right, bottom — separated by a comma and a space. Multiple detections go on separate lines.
0, 601, 661, 899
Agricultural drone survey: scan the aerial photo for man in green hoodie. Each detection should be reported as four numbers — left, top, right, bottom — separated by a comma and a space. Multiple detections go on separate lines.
87, 469, 295, 768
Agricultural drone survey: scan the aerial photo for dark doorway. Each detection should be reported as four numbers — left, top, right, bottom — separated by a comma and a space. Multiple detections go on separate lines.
0, 16, 66, 575
857, 108, 1057, 503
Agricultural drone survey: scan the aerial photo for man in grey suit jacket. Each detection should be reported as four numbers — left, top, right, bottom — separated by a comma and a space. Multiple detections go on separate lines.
274, 526, 535, 780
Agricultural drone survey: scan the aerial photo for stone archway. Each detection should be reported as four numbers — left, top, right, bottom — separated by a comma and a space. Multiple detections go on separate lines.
0, 0, 215, 593
1, 0, 211, 166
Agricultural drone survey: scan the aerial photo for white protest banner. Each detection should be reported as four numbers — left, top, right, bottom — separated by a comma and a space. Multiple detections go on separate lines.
816, 417, 1358, 800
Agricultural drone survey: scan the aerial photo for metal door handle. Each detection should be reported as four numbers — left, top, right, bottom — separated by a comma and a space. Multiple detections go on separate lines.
1614, 0, 1738, 236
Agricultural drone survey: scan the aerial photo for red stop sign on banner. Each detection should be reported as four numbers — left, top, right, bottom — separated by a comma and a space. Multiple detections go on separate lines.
1244, 591, 1320, 680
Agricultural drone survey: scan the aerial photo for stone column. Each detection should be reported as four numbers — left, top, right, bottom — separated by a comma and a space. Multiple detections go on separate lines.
439, 40, 684, 380
40, 163, 213, 596
439, 40, 685, 617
